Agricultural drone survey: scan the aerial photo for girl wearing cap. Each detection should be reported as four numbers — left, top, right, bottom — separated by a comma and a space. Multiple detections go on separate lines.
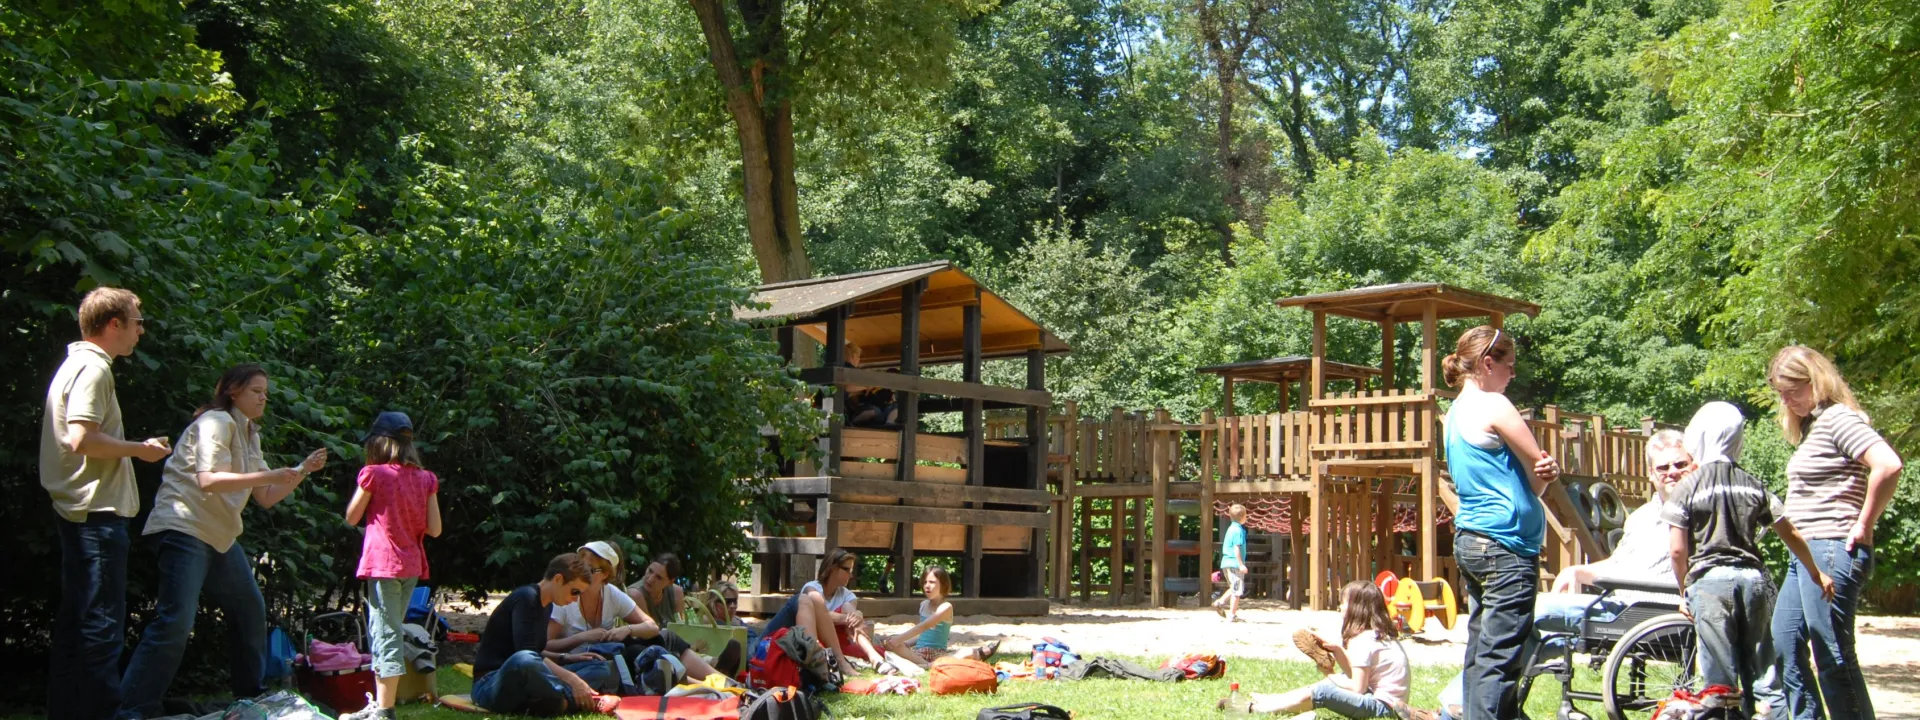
545, 541, 732, 683
118, 364, 328, 720
340, 412, 441, 720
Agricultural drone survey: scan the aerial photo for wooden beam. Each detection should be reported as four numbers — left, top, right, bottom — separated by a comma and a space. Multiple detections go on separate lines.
769, 477, 1053, 506
1420, 303, 1438, 393
1027, 347, 1047, 597
963, 301, 984, 599
1381, 322, 1396, 391
827, 502, 1050, 529
752, 537, 827, 555
823, 306, 849, 476
801, 366, 1052, 408
1150, 408, 1170, 607
848, 284, 980, 319
853, 330, 1043, 365
736, 594, 1048, 618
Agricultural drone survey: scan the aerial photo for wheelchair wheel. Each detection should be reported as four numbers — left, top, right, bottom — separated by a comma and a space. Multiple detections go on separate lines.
1601, 612, 1696, 720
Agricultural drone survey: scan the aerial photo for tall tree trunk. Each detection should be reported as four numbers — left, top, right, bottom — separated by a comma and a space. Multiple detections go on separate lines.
1197, 0, 1254, 265
688, 0, 813, 284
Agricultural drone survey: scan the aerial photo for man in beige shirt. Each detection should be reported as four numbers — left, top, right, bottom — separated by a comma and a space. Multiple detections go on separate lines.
39, 287, 171, 720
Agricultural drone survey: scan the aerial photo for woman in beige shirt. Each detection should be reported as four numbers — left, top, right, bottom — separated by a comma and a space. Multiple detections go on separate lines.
117, 364, 327, 720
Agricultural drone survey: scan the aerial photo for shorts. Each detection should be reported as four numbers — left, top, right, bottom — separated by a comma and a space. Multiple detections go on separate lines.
1224, 566, 1247, 598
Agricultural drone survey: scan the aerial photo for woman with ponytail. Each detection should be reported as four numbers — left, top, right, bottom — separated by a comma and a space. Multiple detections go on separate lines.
1442, 326, 1558, 720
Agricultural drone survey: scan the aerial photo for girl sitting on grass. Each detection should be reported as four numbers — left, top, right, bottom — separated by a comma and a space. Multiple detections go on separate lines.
878, 566, 1002, 674
1227, 580, 1410, 718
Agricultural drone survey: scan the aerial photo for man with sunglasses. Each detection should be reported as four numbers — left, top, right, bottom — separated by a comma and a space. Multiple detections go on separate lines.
471, 553, 618, 715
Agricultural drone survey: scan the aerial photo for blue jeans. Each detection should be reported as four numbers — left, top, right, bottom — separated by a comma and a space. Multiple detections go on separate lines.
50, 513, 130, 720
1772, 538, 1874, 720
117, 531, 268, 719
1310, 678, 1398, 718
366, 578, 418, 679
1456, 531, 1538, 720
1688, 566, 1781, 716
471, 651, 611, 716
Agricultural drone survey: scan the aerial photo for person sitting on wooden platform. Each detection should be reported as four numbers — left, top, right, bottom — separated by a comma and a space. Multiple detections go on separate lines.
761, 548, 889, 676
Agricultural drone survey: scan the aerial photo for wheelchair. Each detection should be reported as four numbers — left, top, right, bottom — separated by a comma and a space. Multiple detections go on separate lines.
1517, 578, 1699, 720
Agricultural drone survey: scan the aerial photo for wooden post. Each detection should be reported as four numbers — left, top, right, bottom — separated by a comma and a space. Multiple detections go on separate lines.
1277, 380, 1290, 414
1057, 400, 1079, 600
1490, 312, 1506, 329
823, 306, 849, 476
1224, 377, 1236, 416
1108, 496, 1124, 604
1420, 302, 1439, 580
1150, 409, 1169, 606
890, 281, 923, 597
1027, 347, 1048, 598
962, 300, 985, 598
1381, 321, 1396, 391
1198, 409, 1216, 609
1309, 309, 1328, 610
1079, 495, 1094, 601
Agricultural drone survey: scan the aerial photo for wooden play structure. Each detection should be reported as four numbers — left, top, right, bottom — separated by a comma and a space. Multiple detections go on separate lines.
1025, 283, 1666, 611
735, 262, 1068, 617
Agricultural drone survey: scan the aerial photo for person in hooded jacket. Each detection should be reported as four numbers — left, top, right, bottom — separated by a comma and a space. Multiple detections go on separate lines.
1664, 402, 1833, 719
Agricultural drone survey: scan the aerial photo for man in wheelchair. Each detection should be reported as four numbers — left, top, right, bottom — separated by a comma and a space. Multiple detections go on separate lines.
1436, 430, 1692, 720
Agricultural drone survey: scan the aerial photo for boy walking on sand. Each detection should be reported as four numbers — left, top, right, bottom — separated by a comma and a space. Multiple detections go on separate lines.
1214, 504, 1249, 622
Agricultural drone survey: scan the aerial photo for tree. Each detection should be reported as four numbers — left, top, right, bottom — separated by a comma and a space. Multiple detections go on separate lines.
1193, 0, 1262, 260
683, 0, 982, 283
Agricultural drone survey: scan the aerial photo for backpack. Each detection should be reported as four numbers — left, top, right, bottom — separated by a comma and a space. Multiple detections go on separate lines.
741, 686, 822, 720
622, 645, 688, 696
1652, 685, 1743, 720
977, 703, 1071, 720
746, 628, 803, 691
1162, 653, 1225, 680
262, 625, 299, 682
1028, 637, 1077, 680
928, 656, 999, 696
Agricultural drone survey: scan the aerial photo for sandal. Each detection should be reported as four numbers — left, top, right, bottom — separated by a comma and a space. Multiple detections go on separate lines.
979, 636, 1004, 660
1292, 628, 1337, 675
875, 659, 902, 676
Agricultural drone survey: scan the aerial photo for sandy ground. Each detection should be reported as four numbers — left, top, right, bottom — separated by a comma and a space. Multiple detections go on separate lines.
440, 595, 1920, 717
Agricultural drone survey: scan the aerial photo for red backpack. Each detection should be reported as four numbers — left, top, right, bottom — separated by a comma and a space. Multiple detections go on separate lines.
746, 628, 803, 691
1162, 653, 1226, 680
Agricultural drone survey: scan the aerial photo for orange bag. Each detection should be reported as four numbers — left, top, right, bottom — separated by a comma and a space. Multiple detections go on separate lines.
928, 656, 999, 695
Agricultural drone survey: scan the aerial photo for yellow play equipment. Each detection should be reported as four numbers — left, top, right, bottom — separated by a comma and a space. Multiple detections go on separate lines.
1377, 570, 1456, 634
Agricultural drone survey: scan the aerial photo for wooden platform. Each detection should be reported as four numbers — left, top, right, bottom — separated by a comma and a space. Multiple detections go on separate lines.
737, 593, 1049, 618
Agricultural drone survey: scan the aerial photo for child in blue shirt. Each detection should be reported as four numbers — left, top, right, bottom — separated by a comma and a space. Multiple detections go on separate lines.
1213, 504, 1249, 622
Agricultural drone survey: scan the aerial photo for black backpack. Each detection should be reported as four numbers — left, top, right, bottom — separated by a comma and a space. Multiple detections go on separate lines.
977, 703, 1071, 720
742, 686, 825, 720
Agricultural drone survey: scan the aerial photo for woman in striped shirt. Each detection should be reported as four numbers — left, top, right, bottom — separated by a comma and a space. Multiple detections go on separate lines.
1767, 346, 1904, 720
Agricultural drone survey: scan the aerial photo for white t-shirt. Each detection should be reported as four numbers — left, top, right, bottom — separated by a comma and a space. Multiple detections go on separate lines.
800, 580, 857, 612
1590, 495, 1675, 586
551, 583, 639, 636
1345, 630, 1410, 707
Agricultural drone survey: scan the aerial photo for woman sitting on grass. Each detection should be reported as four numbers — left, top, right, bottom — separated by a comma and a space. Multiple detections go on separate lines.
762, 548, 888, 677
878, 566, 1002, 674
544, 541, 731, 683
1228, 580, 1410, 718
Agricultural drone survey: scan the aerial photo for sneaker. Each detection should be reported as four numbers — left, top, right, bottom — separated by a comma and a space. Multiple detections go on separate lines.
338, 695, 392, 720
1291, 628, 1336, 675
1214, 602, 1227, 618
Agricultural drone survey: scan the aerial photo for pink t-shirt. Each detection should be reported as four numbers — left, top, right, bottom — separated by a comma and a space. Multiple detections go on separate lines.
354, 464, 438, 580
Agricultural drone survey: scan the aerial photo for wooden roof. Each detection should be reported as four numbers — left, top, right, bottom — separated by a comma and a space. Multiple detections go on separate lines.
737, 261, 1070, 368
1195, 356, 1381, 385
1275, 283, 1540, 322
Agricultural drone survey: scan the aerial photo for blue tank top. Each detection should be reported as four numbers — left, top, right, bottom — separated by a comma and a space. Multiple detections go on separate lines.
914, 603, 952, 651
1445, 403, 1544, 556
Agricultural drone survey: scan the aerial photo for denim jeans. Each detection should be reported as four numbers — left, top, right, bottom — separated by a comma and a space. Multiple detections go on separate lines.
1772, 538, 1875, 720
117, 531, 268, 720
470, 651, 610, 716
1310, 678, 1398, 718
366, 578, 418, 679
1688, 566, 1781, 716
1456, 531, 1538, 720
50, 512, 130, 720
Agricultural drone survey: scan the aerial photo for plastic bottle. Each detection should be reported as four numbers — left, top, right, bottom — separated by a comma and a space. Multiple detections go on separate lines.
1224, 681, 1251, 715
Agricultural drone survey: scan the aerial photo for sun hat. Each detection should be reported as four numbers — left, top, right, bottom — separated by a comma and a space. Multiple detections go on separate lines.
579, 540, 622, 569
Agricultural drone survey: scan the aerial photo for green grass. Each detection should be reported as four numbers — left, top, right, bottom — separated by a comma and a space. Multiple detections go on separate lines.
382, 656, 1613, 720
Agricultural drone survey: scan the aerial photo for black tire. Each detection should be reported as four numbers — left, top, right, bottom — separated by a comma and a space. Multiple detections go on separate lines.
1590, 481, 1627, 529
1601, 612, 1696, 720
1564, 480, 1595, 531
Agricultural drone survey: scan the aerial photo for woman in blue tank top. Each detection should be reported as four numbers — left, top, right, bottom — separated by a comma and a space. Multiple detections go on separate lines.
1442, 326, 1559, 720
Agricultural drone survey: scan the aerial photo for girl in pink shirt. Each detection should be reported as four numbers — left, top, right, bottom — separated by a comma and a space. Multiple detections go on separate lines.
341, 412, 442, 720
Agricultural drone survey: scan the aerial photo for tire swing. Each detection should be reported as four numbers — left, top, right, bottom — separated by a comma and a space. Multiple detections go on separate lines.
1589, 481, 1627, 529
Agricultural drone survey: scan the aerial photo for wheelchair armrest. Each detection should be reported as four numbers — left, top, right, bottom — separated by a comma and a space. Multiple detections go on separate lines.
1587, 577, 1679, 596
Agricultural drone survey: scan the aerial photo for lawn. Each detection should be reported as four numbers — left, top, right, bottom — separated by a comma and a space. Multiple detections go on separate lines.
384, 656, 1603, 720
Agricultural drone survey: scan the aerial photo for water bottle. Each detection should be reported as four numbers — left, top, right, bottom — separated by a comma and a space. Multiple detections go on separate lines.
1224, 681, 1251, 715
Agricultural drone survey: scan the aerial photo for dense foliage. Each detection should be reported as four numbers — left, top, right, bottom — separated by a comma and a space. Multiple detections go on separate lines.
4, 0, 1918, 705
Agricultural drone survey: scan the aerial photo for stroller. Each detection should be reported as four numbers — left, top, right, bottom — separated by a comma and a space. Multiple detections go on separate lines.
294, 611, 375, 715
